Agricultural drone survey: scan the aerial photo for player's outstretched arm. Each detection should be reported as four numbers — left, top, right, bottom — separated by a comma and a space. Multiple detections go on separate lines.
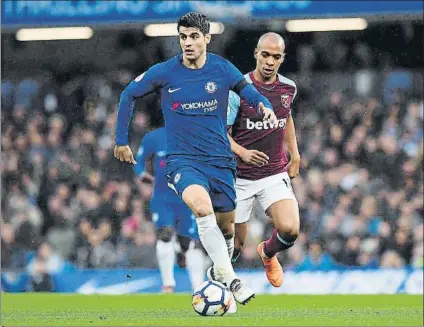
285, 114, 301, 179
114, 65, 163, 164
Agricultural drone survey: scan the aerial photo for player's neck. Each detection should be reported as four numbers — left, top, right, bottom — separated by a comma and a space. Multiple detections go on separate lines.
253, 69, 277, 85
182, 52, 207, 69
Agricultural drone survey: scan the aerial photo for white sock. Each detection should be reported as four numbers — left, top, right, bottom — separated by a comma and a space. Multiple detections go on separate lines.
226, 237, 235, 259
186, 247, 206, 290
156, 240, 176, 288
196, 214, 237, 284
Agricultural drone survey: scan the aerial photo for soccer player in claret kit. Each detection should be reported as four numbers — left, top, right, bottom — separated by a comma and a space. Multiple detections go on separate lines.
225, 33, 301, 287
114, 12, 278, 304
134, 126, 206, 292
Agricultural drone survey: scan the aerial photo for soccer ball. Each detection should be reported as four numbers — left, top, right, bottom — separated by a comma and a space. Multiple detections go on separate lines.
192, 280, 233, 316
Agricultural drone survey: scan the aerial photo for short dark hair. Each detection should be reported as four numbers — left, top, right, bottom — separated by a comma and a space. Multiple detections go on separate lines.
177, 12, 210, 36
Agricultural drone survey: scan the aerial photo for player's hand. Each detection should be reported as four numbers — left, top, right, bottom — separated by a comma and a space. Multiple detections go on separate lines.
287, 156, 301, 179
240, 148, 269, 167
114, 145, 137, 164
259, 102, 278, 125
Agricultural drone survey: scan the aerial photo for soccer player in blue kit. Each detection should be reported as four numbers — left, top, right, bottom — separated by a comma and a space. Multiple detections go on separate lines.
134, 126, 206, 292
114, 12, 277, 304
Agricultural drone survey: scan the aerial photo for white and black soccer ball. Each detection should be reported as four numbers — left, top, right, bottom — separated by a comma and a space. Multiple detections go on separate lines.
192, 280, 232, 316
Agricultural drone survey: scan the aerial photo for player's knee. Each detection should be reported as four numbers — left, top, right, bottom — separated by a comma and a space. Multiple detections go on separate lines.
156, 227, 174, 242
182, 185, 213, 217
276, 221, 299, 243
191, 203, 214, 218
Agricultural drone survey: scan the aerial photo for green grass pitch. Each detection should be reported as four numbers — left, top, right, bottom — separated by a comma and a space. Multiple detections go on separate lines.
1, 293, 423, 326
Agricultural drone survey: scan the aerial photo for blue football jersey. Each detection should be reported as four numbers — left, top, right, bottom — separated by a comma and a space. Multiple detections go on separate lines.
116, 52, 273, 169
133, 127, 178, 201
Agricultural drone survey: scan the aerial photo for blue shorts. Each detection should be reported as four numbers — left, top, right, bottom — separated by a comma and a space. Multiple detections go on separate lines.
150, 199, 198, 239
166, 160, 236, 213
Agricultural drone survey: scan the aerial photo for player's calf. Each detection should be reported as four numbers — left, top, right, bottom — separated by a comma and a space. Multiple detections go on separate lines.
182, 185, 238, 285
186, 241, 207, 290
176, 234, 191, 268
232, 222, 248, 263
256, 199, 300, 288
155, 226, 176, 290
263, 199, 300, 258
262, 224, 299, 258
216, 211, 235, 259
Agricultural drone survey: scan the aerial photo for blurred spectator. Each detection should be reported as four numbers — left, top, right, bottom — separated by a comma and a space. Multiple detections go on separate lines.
26, 242, 70, 291
296, 239, 336, 271
126, 222, 157, 268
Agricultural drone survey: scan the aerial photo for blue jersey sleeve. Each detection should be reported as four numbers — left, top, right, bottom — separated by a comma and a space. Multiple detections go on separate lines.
116, 64, 164, 145
226, 60, 246, 89
133, 132, 155, 176
225, 60, 273, 113
239, 84, 273, 113
227, 91, 240, 126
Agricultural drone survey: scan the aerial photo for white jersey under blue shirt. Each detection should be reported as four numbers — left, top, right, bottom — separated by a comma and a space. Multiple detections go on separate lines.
116, 52, 273, 212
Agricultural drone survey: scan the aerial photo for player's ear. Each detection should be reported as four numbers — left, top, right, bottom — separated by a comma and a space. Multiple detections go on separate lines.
205, 33, 211, 44
254, 48, 258, 59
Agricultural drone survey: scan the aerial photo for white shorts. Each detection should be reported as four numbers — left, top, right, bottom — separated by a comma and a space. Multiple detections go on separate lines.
235, 172, 297, 224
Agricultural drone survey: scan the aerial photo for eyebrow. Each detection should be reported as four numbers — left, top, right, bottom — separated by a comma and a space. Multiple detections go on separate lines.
179, 32, 200, 37
261, 51, 282, 57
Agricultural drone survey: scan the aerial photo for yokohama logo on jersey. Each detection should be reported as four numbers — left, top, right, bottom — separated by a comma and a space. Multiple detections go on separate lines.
180, 99, 218, 112
246, 117, 287, 130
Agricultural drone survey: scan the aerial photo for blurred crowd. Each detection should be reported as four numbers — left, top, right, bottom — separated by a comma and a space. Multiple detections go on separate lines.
1, 60, 423, 284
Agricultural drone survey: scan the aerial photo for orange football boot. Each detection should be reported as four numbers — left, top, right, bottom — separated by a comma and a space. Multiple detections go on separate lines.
257, 241, 284, 287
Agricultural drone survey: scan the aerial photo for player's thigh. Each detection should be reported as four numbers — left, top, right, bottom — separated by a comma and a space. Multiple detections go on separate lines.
182, 185, 214, 217
257, 173, 300, 232
166, 167, 212, 216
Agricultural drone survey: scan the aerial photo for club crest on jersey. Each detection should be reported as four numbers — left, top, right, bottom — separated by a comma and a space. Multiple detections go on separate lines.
281, 94, 291, 108
205, 81, 217, 94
